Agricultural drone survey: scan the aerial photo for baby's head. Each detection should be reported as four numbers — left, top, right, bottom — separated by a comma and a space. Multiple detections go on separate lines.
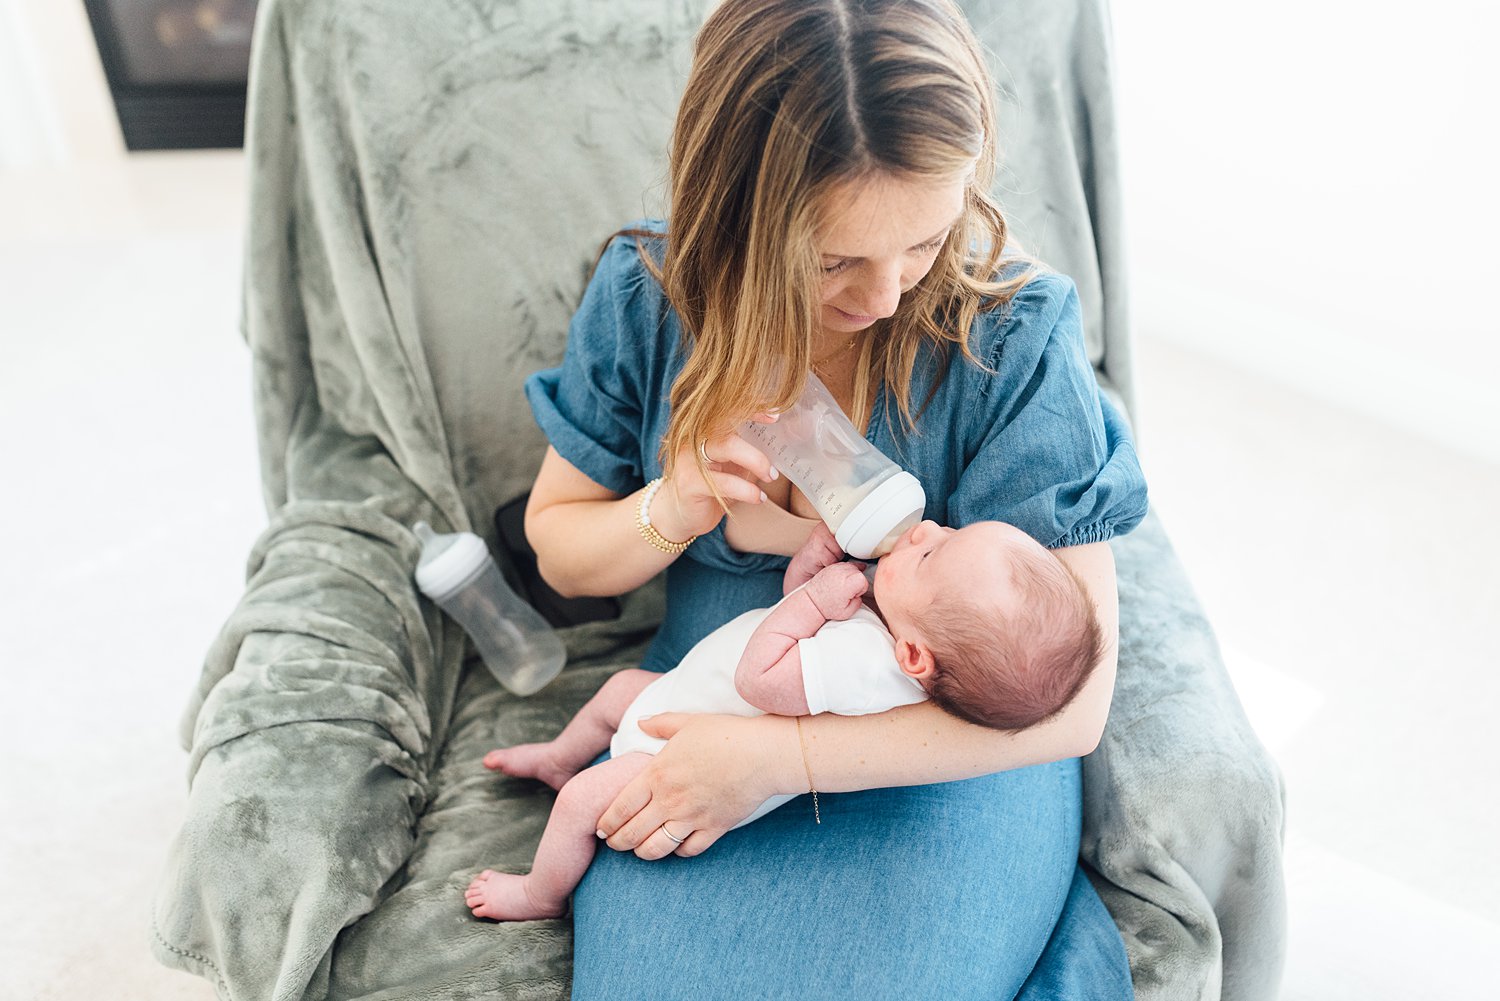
871, 520, 1104, 730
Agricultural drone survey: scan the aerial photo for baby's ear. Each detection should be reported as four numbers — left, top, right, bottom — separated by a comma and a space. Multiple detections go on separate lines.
895, 637, 936, 683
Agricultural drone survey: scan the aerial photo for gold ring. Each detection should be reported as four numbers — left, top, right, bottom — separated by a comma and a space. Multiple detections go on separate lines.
698, 440, 713, 465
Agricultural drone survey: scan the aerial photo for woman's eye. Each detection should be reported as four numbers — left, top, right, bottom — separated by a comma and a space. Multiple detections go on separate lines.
822, 260, 852, 276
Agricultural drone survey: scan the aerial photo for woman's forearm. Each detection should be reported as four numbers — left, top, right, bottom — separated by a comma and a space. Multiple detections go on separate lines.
596, 541, 1119, 852
526, 442, 779, 598
775, 540, 1120, 795
780, 659, 1114, 795
526, 487, 680, 597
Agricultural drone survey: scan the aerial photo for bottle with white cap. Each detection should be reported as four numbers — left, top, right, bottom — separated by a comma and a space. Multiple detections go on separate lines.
739, 373, 925, 559
412, 521, 566, 696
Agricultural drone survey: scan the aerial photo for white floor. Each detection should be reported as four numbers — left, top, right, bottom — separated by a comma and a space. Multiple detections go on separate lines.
1, 152, 1495, 1000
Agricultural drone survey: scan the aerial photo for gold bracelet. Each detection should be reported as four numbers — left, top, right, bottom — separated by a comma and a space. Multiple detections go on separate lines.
794, 715, 821, 824
636, 477, 697, 555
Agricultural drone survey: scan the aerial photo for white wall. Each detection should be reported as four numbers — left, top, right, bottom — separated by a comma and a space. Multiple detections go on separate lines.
6, 0, 1496, 464
1115, 0, 1500, 463
0, 0, 122, 168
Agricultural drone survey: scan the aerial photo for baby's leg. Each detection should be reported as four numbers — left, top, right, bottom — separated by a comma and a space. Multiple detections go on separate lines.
484, 667, 658, 790
466, 752, 653, 921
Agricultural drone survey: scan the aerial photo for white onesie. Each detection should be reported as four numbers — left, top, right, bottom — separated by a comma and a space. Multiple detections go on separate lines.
610, 592, 927, 828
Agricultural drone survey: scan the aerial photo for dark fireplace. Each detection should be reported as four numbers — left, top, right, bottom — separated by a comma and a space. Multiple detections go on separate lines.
82, 0, 259, 150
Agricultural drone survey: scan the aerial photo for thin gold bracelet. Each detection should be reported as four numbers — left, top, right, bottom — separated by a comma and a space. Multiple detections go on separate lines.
636, 477, 697, 554
794, 715, 821, 824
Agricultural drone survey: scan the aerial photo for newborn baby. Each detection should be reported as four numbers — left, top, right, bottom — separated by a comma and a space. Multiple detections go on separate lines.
466, 518, 1103, 920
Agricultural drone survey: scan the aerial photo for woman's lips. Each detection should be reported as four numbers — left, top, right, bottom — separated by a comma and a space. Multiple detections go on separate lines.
830, 305, 878, 324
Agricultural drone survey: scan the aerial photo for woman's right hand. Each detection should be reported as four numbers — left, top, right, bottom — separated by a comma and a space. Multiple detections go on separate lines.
650, 414, 781, 541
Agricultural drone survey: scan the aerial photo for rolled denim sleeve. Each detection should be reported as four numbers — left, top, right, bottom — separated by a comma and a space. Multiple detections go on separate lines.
948, 272, 1148, 549
524, 237, 654, 495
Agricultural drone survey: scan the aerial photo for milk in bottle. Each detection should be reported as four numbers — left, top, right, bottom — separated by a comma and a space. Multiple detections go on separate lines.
739, 373, 925, 559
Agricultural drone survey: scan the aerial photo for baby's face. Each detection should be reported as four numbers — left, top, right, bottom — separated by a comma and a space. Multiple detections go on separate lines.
871, 520, 1038, 640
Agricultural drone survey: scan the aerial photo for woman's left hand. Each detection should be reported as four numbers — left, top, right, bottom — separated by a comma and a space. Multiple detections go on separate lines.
596, 712, 799, 860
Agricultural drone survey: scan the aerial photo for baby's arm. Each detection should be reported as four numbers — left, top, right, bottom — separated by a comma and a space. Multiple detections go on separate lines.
782, 521, 846, 595
734, 562, 868, 716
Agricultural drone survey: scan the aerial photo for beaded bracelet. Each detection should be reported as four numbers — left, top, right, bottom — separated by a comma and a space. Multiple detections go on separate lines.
636, 477, 697, 555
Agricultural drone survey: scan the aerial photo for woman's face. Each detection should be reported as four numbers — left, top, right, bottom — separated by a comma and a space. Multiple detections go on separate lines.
815, 171, 968, 335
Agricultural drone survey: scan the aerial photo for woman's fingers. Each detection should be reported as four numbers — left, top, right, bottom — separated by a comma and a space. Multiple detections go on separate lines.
597, 714, 784, 861
635, 826, 686, 861
706, 469, 768, 506
615, 822, 721, 861
607, 795, 673, 851
674, 828, 721, 858
702, 432, 778, 484
595, 774, 653, 842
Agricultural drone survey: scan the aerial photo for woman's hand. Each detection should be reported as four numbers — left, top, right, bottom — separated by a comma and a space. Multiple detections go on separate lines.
651, 415, 780, 542
596, 712, 800, 860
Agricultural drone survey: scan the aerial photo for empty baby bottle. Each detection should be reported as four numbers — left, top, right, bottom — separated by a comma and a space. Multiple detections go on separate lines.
413, 521, 566, 696
739, 373, 925, 559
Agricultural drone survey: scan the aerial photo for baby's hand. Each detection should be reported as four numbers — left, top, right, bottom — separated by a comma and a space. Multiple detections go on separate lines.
784, 521, 846, 594
805, 561, 869, 621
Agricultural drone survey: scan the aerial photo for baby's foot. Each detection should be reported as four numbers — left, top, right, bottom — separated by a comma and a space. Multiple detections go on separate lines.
482, 743, 576, 791
464, 869, 566, 921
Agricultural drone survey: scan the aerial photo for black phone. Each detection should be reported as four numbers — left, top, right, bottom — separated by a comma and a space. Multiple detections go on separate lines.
494, 493, 621, 629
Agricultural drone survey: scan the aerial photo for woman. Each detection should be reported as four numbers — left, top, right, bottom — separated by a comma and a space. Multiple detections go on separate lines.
516, 0, 1147, 996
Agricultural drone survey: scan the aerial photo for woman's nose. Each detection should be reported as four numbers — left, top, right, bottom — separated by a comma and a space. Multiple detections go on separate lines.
848, 263, 904, 319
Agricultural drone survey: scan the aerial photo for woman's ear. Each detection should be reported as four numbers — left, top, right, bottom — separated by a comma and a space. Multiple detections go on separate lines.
895, 637, 936, 683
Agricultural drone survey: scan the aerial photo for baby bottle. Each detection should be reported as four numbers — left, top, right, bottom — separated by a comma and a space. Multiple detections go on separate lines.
740, 373, 925, 559
412, 521, 566, 696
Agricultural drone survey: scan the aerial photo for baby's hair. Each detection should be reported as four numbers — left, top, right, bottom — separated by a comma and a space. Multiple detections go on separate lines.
919, 544, 1104, 731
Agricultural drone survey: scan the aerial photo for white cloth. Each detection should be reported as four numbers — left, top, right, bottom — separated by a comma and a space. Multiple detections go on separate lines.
610, 595, 927, 828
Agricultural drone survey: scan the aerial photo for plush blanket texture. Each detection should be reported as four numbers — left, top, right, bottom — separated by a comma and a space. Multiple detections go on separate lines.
152, 1, 1285, 998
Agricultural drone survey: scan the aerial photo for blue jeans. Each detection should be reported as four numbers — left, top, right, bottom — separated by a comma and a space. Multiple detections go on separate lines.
571, 756, 1131, 999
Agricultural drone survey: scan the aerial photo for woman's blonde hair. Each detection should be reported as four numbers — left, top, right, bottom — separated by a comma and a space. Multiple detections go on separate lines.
640, 0, 1029, 483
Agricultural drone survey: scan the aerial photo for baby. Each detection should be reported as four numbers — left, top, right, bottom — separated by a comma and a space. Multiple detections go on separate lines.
465, 518, 1103, 920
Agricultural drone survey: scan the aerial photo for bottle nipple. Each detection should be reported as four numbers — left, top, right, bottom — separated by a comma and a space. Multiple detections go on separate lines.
411, 520, 487, 601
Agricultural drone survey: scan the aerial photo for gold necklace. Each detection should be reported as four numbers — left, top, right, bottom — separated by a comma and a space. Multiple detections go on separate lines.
812, 335, 858, 372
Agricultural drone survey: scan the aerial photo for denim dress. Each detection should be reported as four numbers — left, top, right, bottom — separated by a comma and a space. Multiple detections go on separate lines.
526, 225, 1147, 1000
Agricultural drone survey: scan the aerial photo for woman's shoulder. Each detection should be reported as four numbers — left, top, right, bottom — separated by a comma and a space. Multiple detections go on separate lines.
941, 267, 1086, 406
593, 218, 669, 291
582, 217, 678, 339
967, 267, 1080, 361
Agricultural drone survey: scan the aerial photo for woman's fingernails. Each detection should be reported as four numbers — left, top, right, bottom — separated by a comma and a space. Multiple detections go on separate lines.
770, 468, 779, 480
759, 491, 768, 502
596, 830, 607, 839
